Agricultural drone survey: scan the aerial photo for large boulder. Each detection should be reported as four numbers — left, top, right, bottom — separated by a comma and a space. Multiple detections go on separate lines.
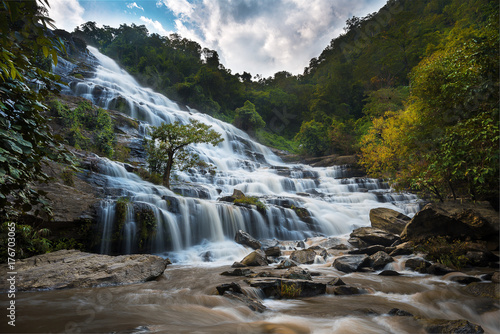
247, 278, 326, 298
235, 230, 262, 250
0, 250, 169, 291
369, 208, 410, 235
367, 251, 394, 270
332, 255, 368, 273
350, 227, 399, 247
401, 202, 499, 250
240, 249, 268, 266
418, 319, 484, 334
290, 249, 317, 264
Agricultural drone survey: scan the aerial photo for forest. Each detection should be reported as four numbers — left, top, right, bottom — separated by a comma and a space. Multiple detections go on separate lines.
71, 0, 499, 204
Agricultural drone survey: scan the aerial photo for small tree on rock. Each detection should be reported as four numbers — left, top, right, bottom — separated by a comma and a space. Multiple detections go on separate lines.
145, 119, 223, 189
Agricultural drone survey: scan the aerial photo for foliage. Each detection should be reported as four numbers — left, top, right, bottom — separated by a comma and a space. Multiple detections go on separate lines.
60, 168, 75, 187
145, 120, 224, 189
294, 120, 330, 156
360, 15, 499, 201
51, 100, 116, 157
280, 281, 302, 299
0, 222, 51, 262
0, 0, 72, 219
415, 236, 469, 270
233, 196, 267, 212
255, 129, 299, 153
232, 100, 265, 134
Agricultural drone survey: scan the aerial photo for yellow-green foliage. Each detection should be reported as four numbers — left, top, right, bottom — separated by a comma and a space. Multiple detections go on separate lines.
280, 281, 302, 299
234, 196, 266, 212
415, 236, 469, 270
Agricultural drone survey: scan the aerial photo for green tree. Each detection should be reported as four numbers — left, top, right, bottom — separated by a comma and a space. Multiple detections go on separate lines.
294, 120, 329, 157
0, 0, 71, 218
145, 120, 223, 189
232, 100, 265, 135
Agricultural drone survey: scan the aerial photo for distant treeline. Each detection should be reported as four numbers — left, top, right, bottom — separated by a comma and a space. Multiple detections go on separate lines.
72, 0, 499, 202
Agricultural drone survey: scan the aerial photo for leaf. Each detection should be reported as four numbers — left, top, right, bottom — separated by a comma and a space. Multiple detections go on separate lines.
42, 45, 49, 58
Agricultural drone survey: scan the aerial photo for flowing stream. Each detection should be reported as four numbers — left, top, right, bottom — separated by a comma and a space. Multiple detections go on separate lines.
10, 47, 497, 334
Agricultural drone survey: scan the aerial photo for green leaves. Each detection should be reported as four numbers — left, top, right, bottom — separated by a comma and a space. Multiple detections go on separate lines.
145, 119, 224, 189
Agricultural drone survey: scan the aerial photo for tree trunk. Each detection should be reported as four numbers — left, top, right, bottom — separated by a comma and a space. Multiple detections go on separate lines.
163, 152, 174, 189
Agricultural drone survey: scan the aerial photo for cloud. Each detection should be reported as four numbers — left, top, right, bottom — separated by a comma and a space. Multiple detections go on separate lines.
127, 2, 144, 11
165, 0, 385, 77
46, 0, 85, 32
157, 0, 194, 17
140, 16, 171, 36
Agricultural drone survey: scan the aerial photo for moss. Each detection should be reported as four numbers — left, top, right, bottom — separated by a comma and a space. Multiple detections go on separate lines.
61, 168, 75, 187
113, 197, 130, 243
234, 196, 267, 212
280, 281, 302, 299
135, 206, 157, 251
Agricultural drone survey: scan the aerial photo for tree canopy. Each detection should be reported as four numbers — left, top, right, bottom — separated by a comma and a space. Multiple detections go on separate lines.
145, 120, 224, 189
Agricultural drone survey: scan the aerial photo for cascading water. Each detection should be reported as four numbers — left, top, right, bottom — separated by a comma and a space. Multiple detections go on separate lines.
60, 46, 420, 260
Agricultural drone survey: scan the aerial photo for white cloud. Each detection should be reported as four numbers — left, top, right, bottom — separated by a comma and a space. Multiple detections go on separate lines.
140, 16, 171, 36
127, 2, 144, 11
46, 0, 85, 32
165, 0, 386, 77
158, 0, 194, 17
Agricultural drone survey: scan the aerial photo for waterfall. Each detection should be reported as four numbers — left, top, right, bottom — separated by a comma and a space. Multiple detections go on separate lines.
60, 46, 420, 260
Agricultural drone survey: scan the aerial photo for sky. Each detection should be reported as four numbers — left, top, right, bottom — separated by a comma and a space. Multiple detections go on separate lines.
47, 0, 387, 78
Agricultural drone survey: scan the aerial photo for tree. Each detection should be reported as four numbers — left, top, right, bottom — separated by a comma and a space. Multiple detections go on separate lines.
145, 120, 223, 189
232, 100, 265, 135
294, 120, 329, 157
0, 0, 71, 219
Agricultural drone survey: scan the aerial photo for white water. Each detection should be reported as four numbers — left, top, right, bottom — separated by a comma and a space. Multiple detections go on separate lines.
62, 46, 420, 260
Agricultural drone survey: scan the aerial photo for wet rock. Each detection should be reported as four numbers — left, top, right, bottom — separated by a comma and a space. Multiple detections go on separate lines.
463, 282, 500, 299
388, 308, 413, 316
389, 242, 414, 256
231, 261, 247, 268
221, 268, 254, 277
290, 249, 317, 264
449, 275, 481, 285
219, 189, 246, 203
296, 240, 306, 248
223, 291, 266, 313
247, 278, 326, 298
330, 244, 349, 250
216, 282, 243, 295
404, 257, 431, 272
235, 230, 262, 250
492, 272, 500, 283
350, 227, 399, 247
367, 251, 394, 270
370, 208, 410, 235
276, 258, 299, 269
348, 245, 385, 255
240, 249, 268, 266
427, 263, 455, 276
418, 318, 484, 334
347, 236, 369, 248
284, 267, 312, 280
379, 270, 401, 276
202, 251, 214, 262
263, 246, 281, 257
465, 251, 497, 267
0, 250, 169, 291
331, 286, 361, 295
327, 277, 346, 286
400, 202, 499, 250
317, 237, 345, 249
332, 255, 369, 273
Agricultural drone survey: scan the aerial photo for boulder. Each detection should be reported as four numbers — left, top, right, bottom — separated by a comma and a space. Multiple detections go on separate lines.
247, 278, 326, 298
235, 230, 262, 250
401, 202, 499, 250
427, 263, 455, 276
220, 268, 254, 277
348, 245, 385, 255
404, 257, 431, 272
463, 282, 500, 299
219, 189, 246, 203
369, 208, 410, 235
449, 275, 481, 285
240, 249, 268, 266
389, 242, 414, 256
277, 258, 299, 269
216, 282, 243, 295
223, 291, 266, 313
350, 227, 399, 247
332, 255, 369, 273
290, 249, 317, 264
263, 246, 281, 257
367, 251, 394, 270
387, 308, 413, 317
331, 285, 361, 295
327, 277, 346, 286
0, 250, 169, 291
379, 270, 401, 276
284, 267, 312, 280
347, 236, 369, 248
231, 261, 247, 268
418, 318, 484, 334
